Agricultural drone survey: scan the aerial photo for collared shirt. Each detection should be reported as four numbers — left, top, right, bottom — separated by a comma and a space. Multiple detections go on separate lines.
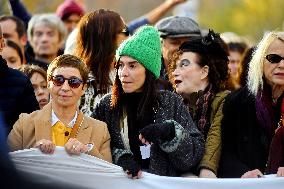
51, 110, 94, 152
51, 110, 78, 128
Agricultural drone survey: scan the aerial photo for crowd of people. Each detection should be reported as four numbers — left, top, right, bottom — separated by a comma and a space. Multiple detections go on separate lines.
1, 0, 284, 187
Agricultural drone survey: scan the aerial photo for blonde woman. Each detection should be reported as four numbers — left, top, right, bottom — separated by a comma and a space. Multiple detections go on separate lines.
219, 31, 284, 178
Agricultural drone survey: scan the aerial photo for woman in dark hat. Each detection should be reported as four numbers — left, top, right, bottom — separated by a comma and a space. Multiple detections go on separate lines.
93, 26, 204, 178
171, 30, 230, 178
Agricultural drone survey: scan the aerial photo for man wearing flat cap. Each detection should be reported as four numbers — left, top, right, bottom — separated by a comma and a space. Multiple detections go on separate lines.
155, 16, 201, 90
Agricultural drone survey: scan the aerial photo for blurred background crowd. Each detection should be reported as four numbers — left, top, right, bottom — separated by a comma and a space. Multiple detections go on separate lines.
1, 0, 284, 43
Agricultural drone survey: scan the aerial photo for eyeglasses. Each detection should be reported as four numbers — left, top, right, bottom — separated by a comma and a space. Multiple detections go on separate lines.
120, 26, 130, 36
50, 75, 83, 88
266, 54, 284, 64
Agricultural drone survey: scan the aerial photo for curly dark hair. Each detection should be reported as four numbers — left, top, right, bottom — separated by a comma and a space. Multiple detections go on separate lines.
74, 9, 125, 94
169, 30, 229, 93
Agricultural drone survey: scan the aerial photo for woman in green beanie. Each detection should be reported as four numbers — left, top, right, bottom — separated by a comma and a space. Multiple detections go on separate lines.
93, 26, 204, 178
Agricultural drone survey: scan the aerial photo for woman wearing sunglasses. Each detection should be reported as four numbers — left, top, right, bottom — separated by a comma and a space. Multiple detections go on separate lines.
8, 54, 112, 163
93, 26, 204, 178
218, 31, 284, 178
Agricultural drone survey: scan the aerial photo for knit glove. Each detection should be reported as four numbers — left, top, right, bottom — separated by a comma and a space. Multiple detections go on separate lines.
140, 121, 176, 144
117, 154, 141, 178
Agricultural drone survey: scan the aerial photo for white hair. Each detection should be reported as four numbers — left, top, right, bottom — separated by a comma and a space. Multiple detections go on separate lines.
27, 13, 67, 48
247, 31, 284, 96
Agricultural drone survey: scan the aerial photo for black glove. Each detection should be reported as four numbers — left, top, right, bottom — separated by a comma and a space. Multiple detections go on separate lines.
140, 121, 176, 144
117, 154, 141, 178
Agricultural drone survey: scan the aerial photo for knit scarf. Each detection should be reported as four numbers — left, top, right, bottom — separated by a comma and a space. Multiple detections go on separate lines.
122, 93, 153, 169
185, 84, 214, 137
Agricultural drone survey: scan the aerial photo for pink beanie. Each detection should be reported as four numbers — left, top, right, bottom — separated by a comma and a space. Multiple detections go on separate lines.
56, 0, 85, 20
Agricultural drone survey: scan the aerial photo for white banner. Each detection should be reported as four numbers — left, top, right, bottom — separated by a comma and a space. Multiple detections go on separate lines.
10, 147, 284, 189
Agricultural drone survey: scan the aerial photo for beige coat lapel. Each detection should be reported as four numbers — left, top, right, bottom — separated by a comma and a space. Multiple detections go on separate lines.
33, 106, 91, 144
76, 114, 92, 144
34, 102, 52, 142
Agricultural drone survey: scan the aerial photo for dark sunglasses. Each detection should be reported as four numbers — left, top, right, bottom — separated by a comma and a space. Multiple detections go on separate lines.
51, 75, 83, 88
120, 26, 130, 36
266, 54, 284, 64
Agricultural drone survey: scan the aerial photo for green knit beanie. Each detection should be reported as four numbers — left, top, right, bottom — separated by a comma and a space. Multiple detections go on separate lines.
116, 25, 162, 78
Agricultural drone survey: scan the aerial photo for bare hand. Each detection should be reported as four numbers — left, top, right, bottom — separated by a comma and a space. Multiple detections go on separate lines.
139, 134, 151, 145
34, 139, 55, 154
277, 167, 284, 177
199, 169, 217, 178
65, 138, 88, 155
241, 169, 263, 178
166, 0, 187, 6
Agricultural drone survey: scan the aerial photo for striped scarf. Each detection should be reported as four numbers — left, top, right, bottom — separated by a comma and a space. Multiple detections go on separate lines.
185, 84, 214, 138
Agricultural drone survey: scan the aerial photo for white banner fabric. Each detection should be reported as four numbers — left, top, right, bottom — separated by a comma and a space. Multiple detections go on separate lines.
9, 147, 284, 189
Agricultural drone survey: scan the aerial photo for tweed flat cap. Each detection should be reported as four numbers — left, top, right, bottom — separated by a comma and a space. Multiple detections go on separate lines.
155, 16, 201, 38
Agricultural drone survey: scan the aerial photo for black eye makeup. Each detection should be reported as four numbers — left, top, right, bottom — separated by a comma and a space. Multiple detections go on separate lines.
180, 59, 191, 67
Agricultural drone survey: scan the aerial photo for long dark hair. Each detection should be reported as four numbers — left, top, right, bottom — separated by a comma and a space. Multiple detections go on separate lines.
239, 46, 255, 87
5, 40, 24, 64
74, 9, 124, 94
111, 68, 158, 124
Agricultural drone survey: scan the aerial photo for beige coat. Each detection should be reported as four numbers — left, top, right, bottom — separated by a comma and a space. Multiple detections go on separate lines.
8, 103, 112, 163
